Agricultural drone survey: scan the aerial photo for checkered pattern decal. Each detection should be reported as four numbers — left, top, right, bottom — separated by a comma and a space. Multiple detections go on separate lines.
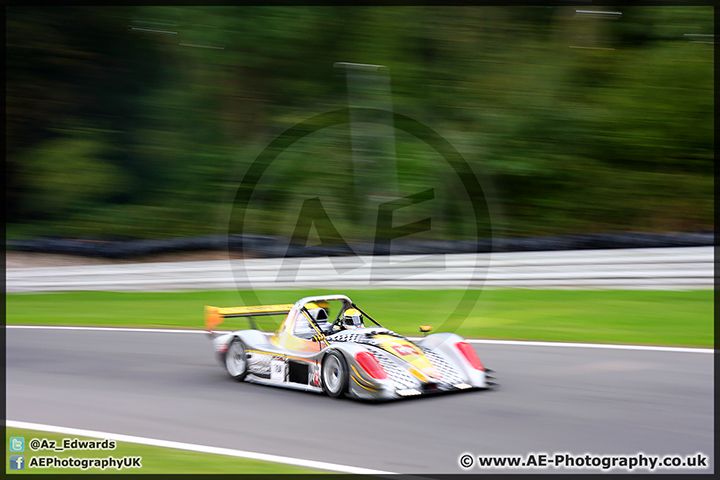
247, 351, 273, 378
367, 346, 419, 390
420, 347, 464, 385
325, 332, 365, 343
326, 329, 466, 390
326, 328, 405, 345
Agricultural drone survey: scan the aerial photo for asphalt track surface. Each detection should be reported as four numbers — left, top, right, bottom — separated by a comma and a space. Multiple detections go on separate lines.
6, 328, 714, 474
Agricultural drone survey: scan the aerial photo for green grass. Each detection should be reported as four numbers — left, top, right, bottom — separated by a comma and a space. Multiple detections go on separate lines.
5, 427, 322, 474
6, 289, 713, 347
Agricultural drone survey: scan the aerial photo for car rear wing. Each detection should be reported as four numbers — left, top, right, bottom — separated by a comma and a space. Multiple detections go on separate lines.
204, 304, 294, 335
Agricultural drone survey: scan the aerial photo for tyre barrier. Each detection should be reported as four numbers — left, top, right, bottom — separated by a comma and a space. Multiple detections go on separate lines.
6, 231, 714, 259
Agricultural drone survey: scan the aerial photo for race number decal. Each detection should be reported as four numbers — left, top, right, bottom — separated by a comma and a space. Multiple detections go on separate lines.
391, 344, 419, 356
270, 358, 286, 382
309, 363, 321, 387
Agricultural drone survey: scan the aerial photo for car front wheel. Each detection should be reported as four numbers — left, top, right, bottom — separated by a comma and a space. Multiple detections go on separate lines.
321, 351, 348, 398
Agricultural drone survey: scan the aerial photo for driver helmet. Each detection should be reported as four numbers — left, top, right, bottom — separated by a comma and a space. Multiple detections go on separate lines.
305, 301, 329, 322
341, 308, 364, 329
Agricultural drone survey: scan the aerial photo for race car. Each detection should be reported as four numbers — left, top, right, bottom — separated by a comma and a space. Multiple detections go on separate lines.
204, 294, 495, 401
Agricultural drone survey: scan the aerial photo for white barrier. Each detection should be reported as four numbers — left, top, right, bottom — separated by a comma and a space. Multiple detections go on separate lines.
5, 246, 714, 292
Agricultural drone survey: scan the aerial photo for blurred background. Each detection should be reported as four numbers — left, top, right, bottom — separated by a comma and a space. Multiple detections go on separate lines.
6, 6, 714, 245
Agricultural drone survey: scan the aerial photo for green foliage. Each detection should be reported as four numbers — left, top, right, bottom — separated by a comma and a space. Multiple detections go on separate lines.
6, 6, 714, 240
14, 133, 129, 223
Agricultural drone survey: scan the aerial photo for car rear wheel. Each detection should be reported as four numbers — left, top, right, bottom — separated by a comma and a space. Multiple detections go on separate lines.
321, 351, 348, 398
225, 337, 248, 381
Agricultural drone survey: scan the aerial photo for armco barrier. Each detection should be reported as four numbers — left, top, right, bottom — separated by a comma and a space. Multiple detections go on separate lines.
5, 246, 713, 293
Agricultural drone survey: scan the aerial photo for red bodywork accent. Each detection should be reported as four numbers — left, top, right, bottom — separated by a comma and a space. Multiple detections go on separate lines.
456, 342, 484, 370
355, 352, 388, 379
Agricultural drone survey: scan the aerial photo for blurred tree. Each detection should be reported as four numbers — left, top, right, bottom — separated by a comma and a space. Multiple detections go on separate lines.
5, 6, 714, 239
7, 6, 166, 221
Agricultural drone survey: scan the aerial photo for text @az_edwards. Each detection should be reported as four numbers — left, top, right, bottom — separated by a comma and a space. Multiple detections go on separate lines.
458, 452, 709, 471
29, 437, 116, 452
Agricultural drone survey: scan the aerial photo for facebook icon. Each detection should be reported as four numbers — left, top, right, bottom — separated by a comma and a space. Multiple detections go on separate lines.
10, 455, 25, 470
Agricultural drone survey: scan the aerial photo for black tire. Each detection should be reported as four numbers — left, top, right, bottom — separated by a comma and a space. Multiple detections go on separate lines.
225, 337, 248, 381
321, 351, 348, 398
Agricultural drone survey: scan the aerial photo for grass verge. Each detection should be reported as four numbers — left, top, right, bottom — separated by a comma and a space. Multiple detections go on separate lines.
6, 289, 713, 347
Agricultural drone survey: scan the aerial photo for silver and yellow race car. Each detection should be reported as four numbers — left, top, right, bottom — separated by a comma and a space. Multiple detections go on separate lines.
205, 294, 495, 401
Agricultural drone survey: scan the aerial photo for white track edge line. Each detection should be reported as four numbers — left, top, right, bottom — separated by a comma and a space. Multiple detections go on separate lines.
458, 339, 714, 354
6, 325, 203, 334
6, 420, 396, 475
6, 325, 713, 353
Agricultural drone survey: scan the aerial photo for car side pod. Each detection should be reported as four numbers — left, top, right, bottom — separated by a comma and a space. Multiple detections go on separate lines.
455, 341, 484, 371
417, 333, 489, 389
454, 342, 499, 388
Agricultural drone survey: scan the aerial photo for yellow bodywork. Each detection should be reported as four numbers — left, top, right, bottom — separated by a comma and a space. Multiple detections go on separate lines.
374, 335, 442, 381
270, 309, 326, 353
